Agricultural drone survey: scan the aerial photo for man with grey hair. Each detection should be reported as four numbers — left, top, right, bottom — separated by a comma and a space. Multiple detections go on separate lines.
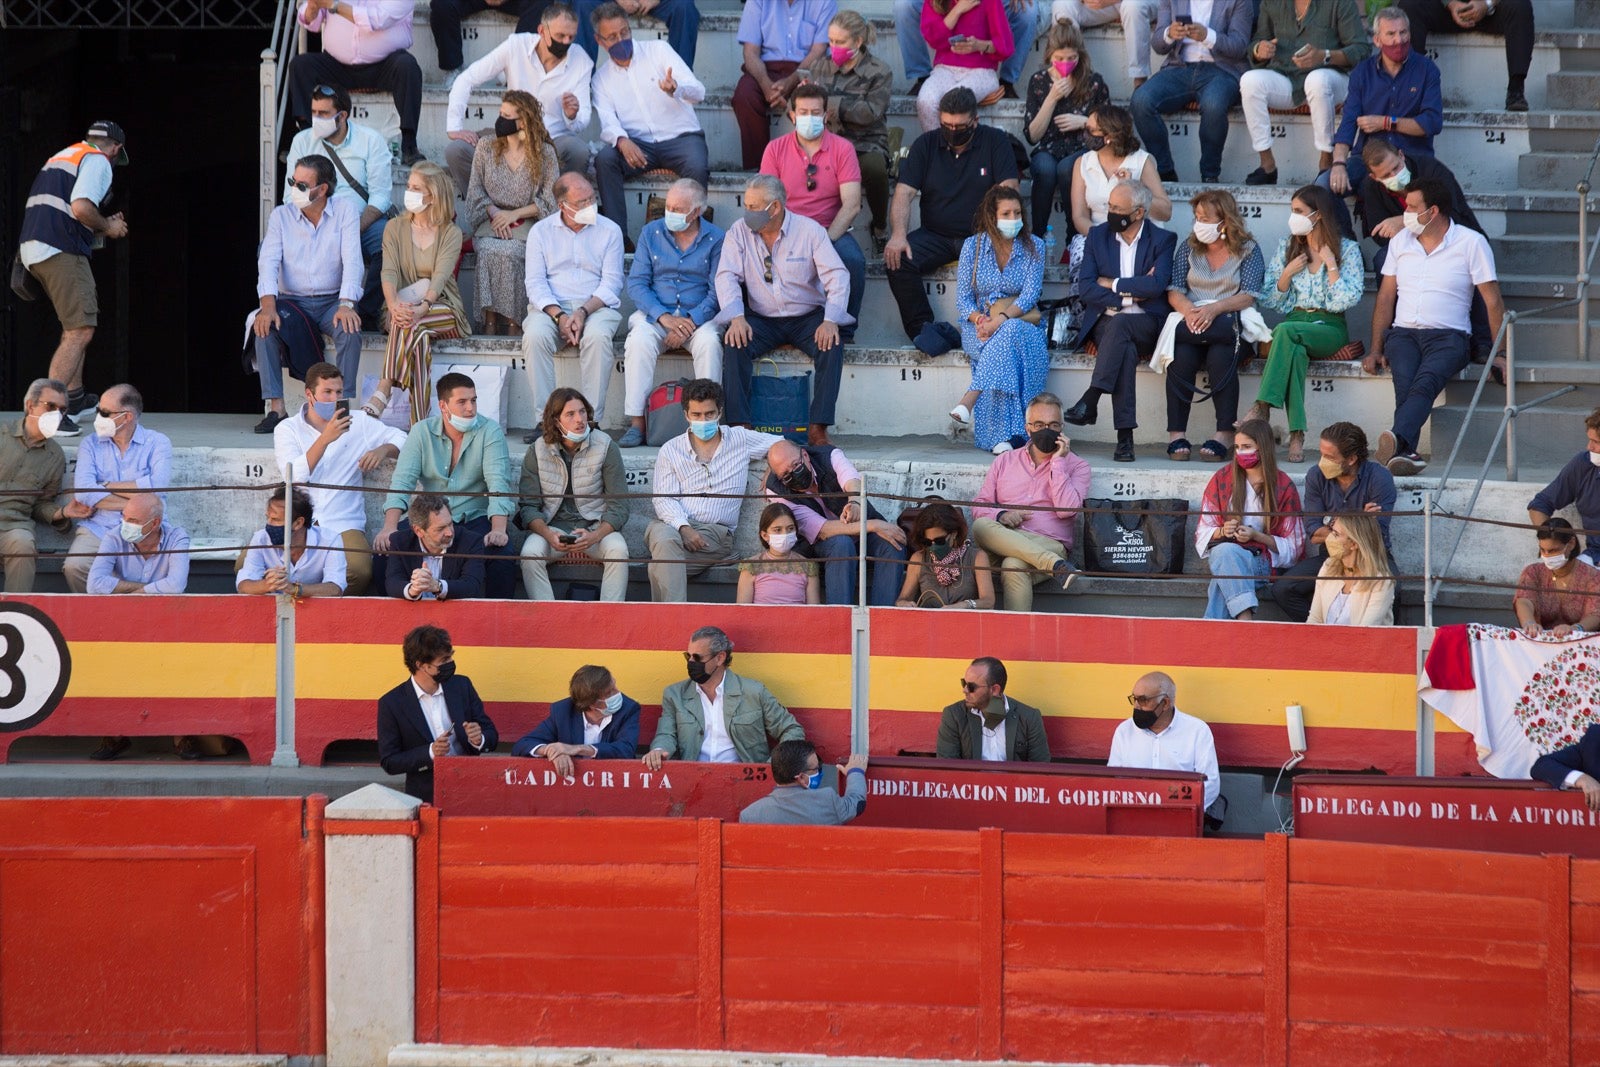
619, 178, 726, 447
1108, 670, 1223, 824
1064, 179, 1177, 463
0, 378, 91, 591
65, 383, 172, 594
643, 625, 805, 769
716, 174, 851, 448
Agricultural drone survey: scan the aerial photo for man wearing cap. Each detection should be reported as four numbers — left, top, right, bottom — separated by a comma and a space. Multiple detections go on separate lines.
16, 120, 130, 436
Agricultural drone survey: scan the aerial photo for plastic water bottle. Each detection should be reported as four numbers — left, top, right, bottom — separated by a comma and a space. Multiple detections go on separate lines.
1043, 224, 1057, 263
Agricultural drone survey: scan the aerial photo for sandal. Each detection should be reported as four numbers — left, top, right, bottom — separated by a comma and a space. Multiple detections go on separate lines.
1166, 438, 1192, 461
1287, 430, 1305, 463
1198, 440, 1229, 462
362, 390, 389, 418
1490, 354, 1508, 387
1240, 401, 1271, 427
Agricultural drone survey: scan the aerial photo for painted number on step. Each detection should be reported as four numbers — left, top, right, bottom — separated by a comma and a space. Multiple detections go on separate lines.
511, 356, 527, 370
624, 467, 649, 488
1168, 782, 1195, 800
1240, 205, 1263, 219
352, 105, 370, 120
740, 765, 771, 782
1111, 481, 1138, 497
245, 463, 265, 478
615, 358, 627, 374
1270, 124, 1286, 140
1167, 123, 1189, 137
0, 603, 72, 733
900, 368, 922, 381
461, 25, 478, 39
923, 282, 947, 296
465, 107, 484, 121
1311, 379, 1334, 393
922, 474, 948, 493
1484, 129, 1506, 144
1425, 47, 1440, 62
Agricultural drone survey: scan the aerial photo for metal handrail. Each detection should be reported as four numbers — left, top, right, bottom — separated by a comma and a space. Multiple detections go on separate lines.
1577, 134, 1600, 363
259, 0, 305, 239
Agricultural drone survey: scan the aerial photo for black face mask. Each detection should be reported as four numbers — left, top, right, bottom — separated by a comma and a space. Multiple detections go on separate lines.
546, 38, 571, 58
1107, 210, 1137, 234
781, 464, 814, 491
433, 660, 457, 684
494, 116, 519, 138
687, 657, 713, 684
941, 123, 976, 150
1132, 704, 1160, 730
265, 523, 286, 546
1029, 427, 1061, 454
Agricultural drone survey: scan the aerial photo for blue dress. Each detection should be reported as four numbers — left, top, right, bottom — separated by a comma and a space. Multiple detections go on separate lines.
957, 232, 1049, 451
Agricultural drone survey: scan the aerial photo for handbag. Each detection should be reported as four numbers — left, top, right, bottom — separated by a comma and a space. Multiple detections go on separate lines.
972, 252, 1041, 325
748, 358, 810, 443
646, 378, 691, 446
9, 251, 40, 302
1082, 497, 1188, 576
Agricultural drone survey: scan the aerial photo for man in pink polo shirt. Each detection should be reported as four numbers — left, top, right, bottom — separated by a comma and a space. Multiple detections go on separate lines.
970, 391, 1093, 611
760, 82, 864, 343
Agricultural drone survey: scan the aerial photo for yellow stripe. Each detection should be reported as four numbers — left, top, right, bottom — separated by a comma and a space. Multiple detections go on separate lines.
67, 642, 276, 698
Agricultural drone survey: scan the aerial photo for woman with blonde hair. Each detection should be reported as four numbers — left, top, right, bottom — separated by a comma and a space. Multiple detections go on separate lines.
365, 160, 471, 425
465, 89, 558, 335
808, 10, 894, 252
1308, 512, 1394, 625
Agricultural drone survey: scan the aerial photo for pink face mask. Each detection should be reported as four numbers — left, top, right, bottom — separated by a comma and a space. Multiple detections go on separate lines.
1379, 41, 1411, 63
1053, 59, 1077, 77
830, 45, 855, 66
1235, 450, 1261, 470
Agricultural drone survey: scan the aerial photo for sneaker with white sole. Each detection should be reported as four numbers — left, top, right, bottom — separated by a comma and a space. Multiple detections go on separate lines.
54, 412, 82, 437
1387, 451, 1427, 477
1375, 430, 1398, 467
1052, 558, 1077, 592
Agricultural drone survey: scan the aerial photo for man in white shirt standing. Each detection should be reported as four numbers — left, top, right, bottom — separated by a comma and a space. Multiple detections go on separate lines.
589, 1, 710, 231
643, 626, 805, 770
521, 173, 625, 439
1108, 671, 1223, 824
289, 0, 427, 164
444, 1, 595, 194
273, 362, 406, 594
1366, 177, 1504, 477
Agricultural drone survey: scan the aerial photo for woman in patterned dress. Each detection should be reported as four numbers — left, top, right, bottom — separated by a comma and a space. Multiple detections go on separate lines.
464, 89, 558, 335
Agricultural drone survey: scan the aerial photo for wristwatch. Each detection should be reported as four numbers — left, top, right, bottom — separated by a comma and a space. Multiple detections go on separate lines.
1324, 49, 1332, 65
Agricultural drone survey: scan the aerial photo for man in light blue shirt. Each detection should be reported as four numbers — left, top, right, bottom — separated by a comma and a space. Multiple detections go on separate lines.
253, 155, 363, 435
65, 383, 172, 594
521, 172, 624, 437
86, 494, 190, 595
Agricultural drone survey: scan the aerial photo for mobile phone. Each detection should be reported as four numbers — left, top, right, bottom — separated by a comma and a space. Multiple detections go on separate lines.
949, 33, 968, 42
1175, 13, 1192, 24
559, 533, 579, 544
335, 398, 350, 418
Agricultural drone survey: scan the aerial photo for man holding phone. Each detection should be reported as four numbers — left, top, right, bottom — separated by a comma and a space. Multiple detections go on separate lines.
1129, 0, 1254, 184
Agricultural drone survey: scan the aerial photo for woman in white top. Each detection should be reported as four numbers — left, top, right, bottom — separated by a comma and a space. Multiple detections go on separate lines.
1308, 512, 1394, 626
1070, 104, 1171, 236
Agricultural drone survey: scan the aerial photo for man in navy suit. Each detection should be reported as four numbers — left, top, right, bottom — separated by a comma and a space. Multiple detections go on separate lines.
376, 624, 500, 803
1064, 180, 1178, 463
512, 664, 642, 775
1531, 724, 1600, 812
384, 492, 488, 600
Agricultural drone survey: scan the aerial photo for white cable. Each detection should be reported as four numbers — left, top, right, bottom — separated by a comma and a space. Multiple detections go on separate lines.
1269, 753, 1304, 835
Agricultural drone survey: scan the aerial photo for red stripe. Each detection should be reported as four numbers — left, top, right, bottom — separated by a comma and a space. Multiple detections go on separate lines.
0, 593, 277, 643
0, 697, 277, 764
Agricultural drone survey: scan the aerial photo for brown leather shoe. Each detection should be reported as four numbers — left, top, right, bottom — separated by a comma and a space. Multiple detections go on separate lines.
807, 424, 833, 447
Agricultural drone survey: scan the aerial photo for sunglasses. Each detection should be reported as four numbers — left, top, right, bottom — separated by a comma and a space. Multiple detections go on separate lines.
95, 408, 127, 420
286, 178, 318, 193
960, 679, 988, 693
762, 253, 774, 284
804, 162, 818, 192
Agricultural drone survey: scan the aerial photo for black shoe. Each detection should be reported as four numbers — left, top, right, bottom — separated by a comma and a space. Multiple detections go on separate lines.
1200, 174, 1220, 184
1505, 90, 1529, 112
524, 431, 539, 444
1000, 80, 1017, 100
1159, 170, 1179, 184
1244, 167, 1277, 186
400, 146, 426, 166
1113, 440, 1135, 462
67, 390, 99, 415
910, 77, 927, 96
1063, 400, 1096, 426
254, 411, 284, 434
54, 413, 81, 437
1052, 558, 1077, 592
90, 736, 131, 761
176, 736, 201, 761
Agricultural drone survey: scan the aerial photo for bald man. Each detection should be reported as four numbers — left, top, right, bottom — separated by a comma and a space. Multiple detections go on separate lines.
1108, 671, 1222, 822
66, 383, 172, 593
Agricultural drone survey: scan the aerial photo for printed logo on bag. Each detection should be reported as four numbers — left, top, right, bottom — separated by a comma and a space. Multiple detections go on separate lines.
0, 603, 73, 732
1104, 525, 1156, 568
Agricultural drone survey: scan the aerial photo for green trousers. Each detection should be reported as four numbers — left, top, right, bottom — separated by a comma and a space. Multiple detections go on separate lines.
1254, 309, 1350, 433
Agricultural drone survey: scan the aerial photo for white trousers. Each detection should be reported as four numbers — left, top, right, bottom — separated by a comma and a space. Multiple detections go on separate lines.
1238, 67, 1348, 154
916, 65, 1001, 131
1051, 0, 1158, 79
520, 528, 631, 601
621, 310, 724, 417
522, 304, 624, 425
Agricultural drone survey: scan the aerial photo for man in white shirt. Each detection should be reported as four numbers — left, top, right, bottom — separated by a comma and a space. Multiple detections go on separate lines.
444, 2, 595, 192
66, 383, 172, 594
646, 379, 782, 602
643, 626, 805, 769
1108, 671, 1223, 822
288, 0, 426, 164
274, 363, 406, 594
1365, 177, 1504, 477
236, 486, 348, 597
589, 2, 710, 231
521, 173, 625, 437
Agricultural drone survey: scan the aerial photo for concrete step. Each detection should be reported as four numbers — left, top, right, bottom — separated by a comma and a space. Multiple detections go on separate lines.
1548, 68, 1600, 108
1487, 232, 1587, 273
1519, 149, 1600, 189
1523, 108, 1600, 152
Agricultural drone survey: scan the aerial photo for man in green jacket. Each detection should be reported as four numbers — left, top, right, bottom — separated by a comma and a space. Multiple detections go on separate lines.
643, 625, 804, 769
936, 656, 1052, 762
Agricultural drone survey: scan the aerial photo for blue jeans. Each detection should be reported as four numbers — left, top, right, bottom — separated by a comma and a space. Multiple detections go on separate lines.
254, 292, 361, 400
815, 526, 908, 607
1205, 541, 1270, 619
1029, 149, 1083, 236
595, 132, 710, 231
358, 216, 388, 321
1385, 326, 1470, 453
459, 514, 519, 600
1000, 0, 1041, 85
896, 0, 1039, 82
573, 0, 700, 65
833, 233, 865, 342
1130, 63, 1240, 180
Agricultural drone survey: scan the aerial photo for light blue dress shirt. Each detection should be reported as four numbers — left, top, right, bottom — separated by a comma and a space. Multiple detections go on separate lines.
86, 522, 191, 595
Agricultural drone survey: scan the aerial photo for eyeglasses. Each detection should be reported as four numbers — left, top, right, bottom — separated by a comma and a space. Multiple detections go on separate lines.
1025, 421, 1064, 432
684, 652, 718, 663
960, 679, 987, 693
804, 162, 818, 192
95, 408, 127, 420
1127, 693, 1162, 708
762, 253, 774, 284
286, 178, 316, 193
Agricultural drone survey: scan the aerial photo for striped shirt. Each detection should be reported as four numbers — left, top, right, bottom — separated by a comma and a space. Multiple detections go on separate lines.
651, 426, 783, 531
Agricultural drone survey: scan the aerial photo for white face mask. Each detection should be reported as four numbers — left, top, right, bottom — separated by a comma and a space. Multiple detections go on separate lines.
286, 184, 314, 209
1192, 219, 1222, 244
1542, 553, 1572, 571
767, 531, 798, 554
93, 412, 121, 438
1402, 209, 1430, 236
567, 202, 598, 227
34, 409, 61, 439
997, 217, 1025, 239
1589, 450, 1600, 468
1380, 165, 1411, 192
663, 209, 691, 232
403, 189, 427, 214
120, 518, 149, 544
1287, 212, 1316, 237
310, 115, 338, 140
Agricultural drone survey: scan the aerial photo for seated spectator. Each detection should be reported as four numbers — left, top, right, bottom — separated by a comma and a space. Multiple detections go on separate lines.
1130, 0, 1252, 184
86, 493, 188, 595
366, 162, 470, 427
517, 388, 630, 602
275, 362, 405, 596
898, 0, 1041, 98
1051, 1, 1157, 90
885, 87, 1020, 356
445, 2, 593, 193
286, 84, 393, 322
65, 383, 171, 595
1308, 513, 1395, 625
1531, 723, 1600, 807
895, 501, 995, 609
1514, 518, 1600, 639
916, 0, 1014, 131
521, 172, 624, 440
1194, 417, 1304, 620
734, 0, 834, 168
378, 373, 516, 598
289, 0, 424, 164
465, 90, 560, 336
646, 380, 781, 603
0, 379, 90, 593
764, 438, 908, 607
384, 492, 488, 600
949, 187, 1048, 454
1164, 189, 1263, 463
1070, 105, 1172, 236
236, 486, 347, 598
808, 10, 894, 253
1529, 411, 1600, 568
740, 742, 869, 825
512, 664, 642, 772
717, 174, 851, 448
1366, 178, 1503, 477
936, 656, 1051, 761
1024, 18, 1110, 238
1246, 185, 1364, 462
737, 502, 822, 606
253, 156, 362, 434
761, 83, 865, 342
429, 0, 548, 76
972, 392, 1092, 611
1240, 0, 1368, 185
591, 3, 709, 231
1326, 6, 1441, 198
1274, 421, 1396, 623
377, 623, 498, 804
643, 626, 805, 769
1065, 179, 1179, 463
620, 179, 725, 448
1108, 670, 1221, 820
572, 0, 701, 67
1398, 0, 1534, 111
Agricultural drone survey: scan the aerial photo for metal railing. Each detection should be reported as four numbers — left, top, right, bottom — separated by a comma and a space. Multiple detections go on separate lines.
1578, 134, 1600, 363
259, 0, 306, 239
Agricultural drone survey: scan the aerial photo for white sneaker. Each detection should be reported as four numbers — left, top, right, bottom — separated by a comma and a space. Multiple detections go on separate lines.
991, 441, 1014, 455
949, 403, 971, 426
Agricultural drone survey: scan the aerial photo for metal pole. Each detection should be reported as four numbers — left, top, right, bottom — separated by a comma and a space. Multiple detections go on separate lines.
850, 475, 870, 755
259, 47, 278, 243
272, 463, 300, 768
1504, 320, 1518, 481
857, 474, 867, 609
1422, 490, 1434, 631
1580, 178, 1591, 362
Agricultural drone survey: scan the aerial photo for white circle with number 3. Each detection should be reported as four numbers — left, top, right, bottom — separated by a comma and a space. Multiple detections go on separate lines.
0, 603, 72, 732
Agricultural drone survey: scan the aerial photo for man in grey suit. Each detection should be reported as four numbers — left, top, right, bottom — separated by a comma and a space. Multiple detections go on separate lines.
740, 741, 869, 826
642, 625, 805, 770
936, 657, 1051, 762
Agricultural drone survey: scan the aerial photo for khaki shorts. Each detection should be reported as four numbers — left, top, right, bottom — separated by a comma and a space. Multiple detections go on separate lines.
28, 252, 97, 329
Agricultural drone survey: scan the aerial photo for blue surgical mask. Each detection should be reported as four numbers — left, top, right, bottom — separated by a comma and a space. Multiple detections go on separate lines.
311, 400, 338, 420
265, 523, 286, 546
795, 114, 824, 140
805, 769, 823, 789
997, 218, 1024, 239
448, 413, 479, 433
663, 209, 691, 232
563, 426, 591, 443
607, 38, 633, 63
688, 418, 719, 441
604, 691, 624, 714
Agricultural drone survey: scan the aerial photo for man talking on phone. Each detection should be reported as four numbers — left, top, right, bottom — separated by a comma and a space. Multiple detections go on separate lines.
378, 624, 499, 804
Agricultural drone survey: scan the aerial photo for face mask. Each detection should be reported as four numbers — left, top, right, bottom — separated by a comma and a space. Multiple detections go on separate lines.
449, 413, 479, 433
1235, 449, 1261, 470
805, 769, 823, 789
494, 115, 519, 138
265, 522, 287, 546
311, 400, 338, 420
1106, 210, 1135, 234
663, 209, 692, 232
1324, 533, 1348, 561
1403, 209, 1430, 236
1030, 427, 1061, 453
928, 537, 956, 561
1192, 220, 1221, 244
403, 189, 427, 214
742, 205, 773, 232
1316, 455, 1345, 480
795, 114, 825, 140
688, 418, 719, 441
93, 412, 121, 438
120, 519, 149, 544
1053, 59, 1077, 77
432, 660, 457, 684
830, 45, 855, 66
1380, 41, 1411, 64
780, 464, 814, 491
941, 124, 976, 150
567, 202, 598, 227
34, 409, 61, 439
767, 530, 798, 554
686, 657, 712, 685
1287, 211, 1316, 237
997, 217, 1025, 239
286, 184, 314, 209
1589, 450, 1600, 468
547, 38, 571, 59
1381, 165, 1411, 193
1543, 553, 1572, 571
604, 691, 624, 714
562, 425, 590, 443
1132, 706, 1160, 730
310, 115, 338, 140
607, 37, 634, 63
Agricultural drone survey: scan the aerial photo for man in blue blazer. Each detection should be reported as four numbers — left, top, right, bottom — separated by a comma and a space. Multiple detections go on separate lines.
513, 664, 642, 775
1064, 180, 1178, 462
376, 624, 499, 804
384, 492, 488, 600
1131, 0, 1254, 183
1531, 724, 1600, 811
